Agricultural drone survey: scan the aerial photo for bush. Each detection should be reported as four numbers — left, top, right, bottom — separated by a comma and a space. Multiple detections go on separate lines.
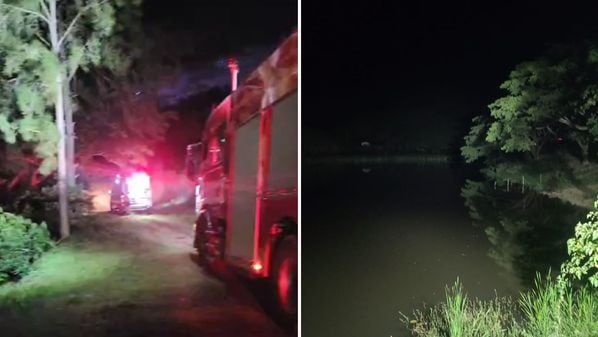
0, 208, 54, 284
559, 197, 598, 288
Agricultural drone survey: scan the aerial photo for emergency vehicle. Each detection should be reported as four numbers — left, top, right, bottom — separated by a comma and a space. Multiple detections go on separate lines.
110, 170, 152, 214
186, 32, 297, 321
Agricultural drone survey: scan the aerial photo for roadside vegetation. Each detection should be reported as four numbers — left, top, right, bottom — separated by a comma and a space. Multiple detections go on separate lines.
0, 0, 181, 294
0, 208, 53, 284
0, 213, 194, 308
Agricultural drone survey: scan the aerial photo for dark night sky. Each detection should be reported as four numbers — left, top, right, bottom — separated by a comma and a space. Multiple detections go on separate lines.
144, 0, 296, 49
304, 1, 598, 142
139, 0, 296, 168
142, 0, 297, 107
141, 1, 598, 149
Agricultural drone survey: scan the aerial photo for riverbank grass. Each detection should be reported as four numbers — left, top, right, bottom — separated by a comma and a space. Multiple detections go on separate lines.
403, 278, 598, 337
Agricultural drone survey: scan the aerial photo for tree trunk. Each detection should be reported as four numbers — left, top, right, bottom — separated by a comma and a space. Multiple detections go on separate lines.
64, 82, 76, 188
576, 137, 589, 164
49, 0, 69, 239
55, 77, 70, 239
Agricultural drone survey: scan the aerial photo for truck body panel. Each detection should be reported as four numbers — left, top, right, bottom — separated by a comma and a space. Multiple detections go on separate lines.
229, 114, 261, 261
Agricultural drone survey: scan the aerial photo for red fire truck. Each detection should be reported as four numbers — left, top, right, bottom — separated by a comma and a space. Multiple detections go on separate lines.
186, 33, 298, 320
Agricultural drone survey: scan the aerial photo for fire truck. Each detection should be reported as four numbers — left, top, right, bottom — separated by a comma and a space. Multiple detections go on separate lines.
109, 170, 152, 214
185, 32, 298, 320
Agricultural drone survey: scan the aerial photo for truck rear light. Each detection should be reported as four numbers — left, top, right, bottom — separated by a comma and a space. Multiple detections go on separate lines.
270, 225, 283, 236
251, 261, 263, 272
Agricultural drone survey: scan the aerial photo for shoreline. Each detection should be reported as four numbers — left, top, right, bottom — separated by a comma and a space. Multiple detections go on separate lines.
303, 153, 453, 164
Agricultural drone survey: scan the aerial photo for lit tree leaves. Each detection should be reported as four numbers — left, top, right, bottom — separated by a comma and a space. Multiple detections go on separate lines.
0, 0, 141, 175
89, 1, 115, 36
559, 197, 598, 288
68, 42, 85, 78
0, 114, 16, 143
14, 83, 44, 115
461, 116, 493, 163
462, 45, 598, 163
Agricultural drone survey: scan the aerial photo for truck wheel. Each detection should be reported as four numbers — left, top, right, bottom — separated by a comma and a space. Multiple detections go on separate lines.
272, 236, 297, 322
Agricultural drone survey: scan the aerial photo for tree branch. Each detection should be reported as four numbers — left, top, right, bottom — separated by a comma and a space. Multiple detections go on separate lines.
39, 0, 50, 18
57, 11, 82, 48
36, 33, 51, 47
0, 3, 49, 24
558, 117, 589, 131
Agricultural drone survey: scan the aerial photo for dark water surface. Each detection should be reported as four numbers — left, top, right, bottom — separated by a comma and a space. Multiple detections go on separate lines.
302, 163, 584, 337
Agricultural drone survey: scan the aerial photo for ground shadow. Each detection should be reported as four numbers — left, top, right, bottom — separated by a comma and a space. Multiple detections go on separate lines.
188, 252, 297, 335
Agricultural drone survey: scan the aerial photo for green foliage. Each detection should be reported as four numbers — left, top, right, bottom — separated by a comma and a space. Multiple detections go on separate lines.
461, 45, 598, 207
461, 116, 494, 163
0, 1, 62, 173
520, 276, 598, 337
0, 0, 142, 174
403, 277, 598, 337
462, 45, 598, 163
402, 279, 521, 337
444, 279, 467, 337
559, 197, 598, 288
0, 207, 53, 284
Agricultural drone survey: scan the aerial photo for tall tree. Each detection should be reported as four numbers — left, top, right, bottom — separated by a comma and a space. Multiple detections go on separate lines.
65, 0, 143, 187
462, 45, 598, 164
0, 0, 139, 238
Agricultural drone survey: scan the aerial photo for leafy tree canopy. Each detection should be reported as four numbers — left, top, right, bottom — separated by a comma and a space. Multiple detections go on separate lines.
462, 44, 598, 164
0, 0, 142, 174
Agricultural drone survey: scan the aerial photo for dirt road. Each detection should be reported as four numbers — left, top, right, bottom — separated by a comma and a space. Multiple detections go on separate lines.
0, 211, 293, 337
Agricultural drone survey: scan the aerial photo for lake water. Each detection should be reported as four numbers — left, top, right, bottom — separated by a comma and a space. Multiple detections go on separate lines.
302, 162, 585, 337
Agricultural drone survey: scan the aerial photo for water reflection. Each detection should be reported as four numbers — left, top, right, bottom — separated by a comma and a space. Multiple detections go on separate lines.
303, 163, 589, 337
461, 178, 586, 287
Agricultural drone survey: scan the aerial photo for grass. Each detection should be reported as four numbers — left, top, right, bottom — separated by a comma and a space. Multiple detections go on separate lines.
0, 213, 203, 312
0, 245, 131, 306
520, 278, 598, 337
403, 277, 598, 337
